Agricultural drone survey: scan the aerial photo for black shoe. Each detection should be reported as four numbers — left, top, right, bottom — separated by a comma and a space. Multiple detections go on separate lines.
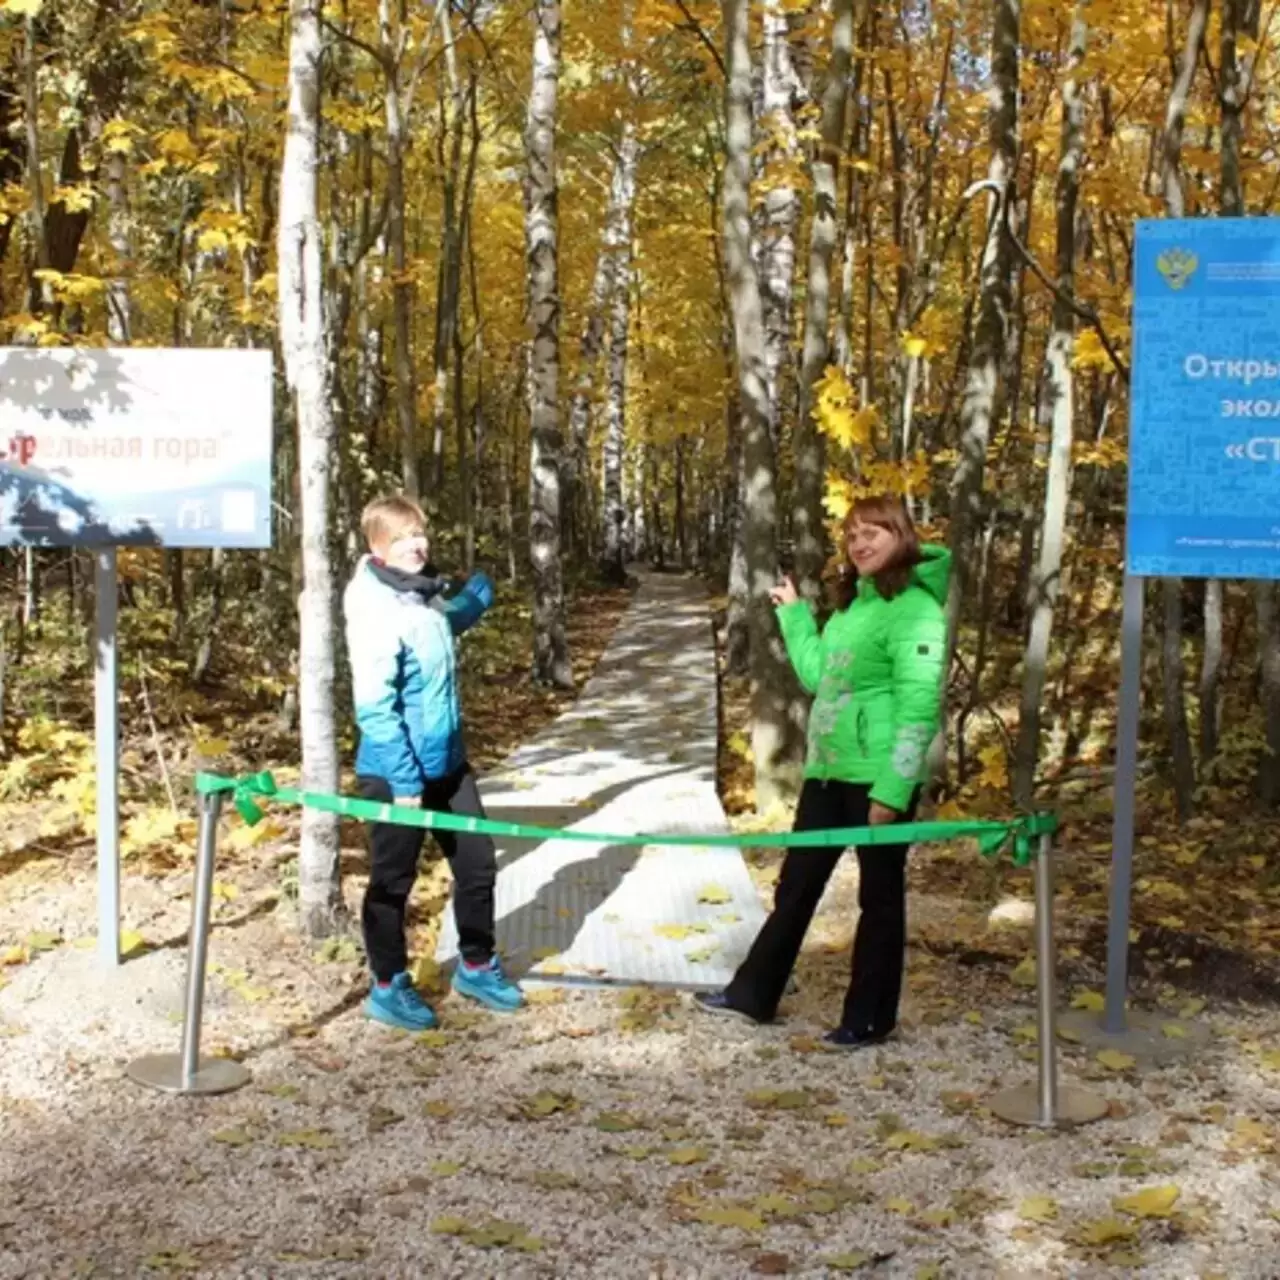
694, 991, 769, 1025
823, 1025, 892, 1052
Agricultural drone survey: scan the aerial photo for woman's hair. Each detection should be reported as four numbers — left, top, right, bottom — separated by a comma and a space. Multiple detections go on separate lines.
361, 494, 427, 550
829, 493, 922, 610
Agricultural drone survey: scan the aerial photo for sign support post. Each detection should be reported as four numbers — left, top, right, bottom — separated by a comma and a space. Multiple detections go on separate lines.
95, 548, 120, 970
1104, 571, 1144, 1033
0, 346, 274, 977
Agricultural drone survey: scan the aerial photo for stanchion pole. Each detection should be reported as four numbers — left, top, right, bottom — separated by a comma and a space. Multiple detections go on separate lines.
1033, 831, 1059, 1125
990, 832, 1107, 1129
127, 791, 251, 1096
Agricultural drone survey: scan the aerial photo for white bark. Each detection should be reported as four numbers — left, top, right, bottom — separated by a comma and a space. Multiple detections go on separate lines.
600, 248, 631, 582
525, 0, 572, 688
947, 0, 1020, 650
1013, 5, 1086, 810
758, 6, 800, 446
278, 0, 343, 937
794, 0, 856, 598
723, 0, 803, 812
380, 0, 417, 499
568, 124, 640, 480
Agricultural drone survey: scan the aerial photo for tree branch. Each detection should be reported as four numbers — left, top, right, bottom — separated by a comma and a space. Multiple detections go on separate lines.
963, 178, 1131, 383
671, 0, 726, 79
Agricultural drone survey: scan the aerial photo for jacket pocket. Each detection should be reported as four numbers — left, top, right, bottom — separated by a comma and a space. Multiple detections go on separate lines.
855, 706, 869, 758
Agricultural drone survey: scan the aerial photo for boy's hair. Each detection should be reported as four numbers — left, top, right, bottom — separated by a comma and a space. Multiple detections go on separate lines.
361, 495, 427, 549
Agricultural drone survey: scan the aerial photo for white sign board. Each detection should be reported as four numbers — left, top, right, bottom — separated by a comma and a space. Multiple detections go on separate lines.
0, 347, 273, 548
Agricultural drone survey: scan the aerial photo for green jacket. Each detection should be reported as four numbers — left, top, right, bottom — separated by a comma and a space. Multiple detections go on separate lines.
776, 546, 950, 812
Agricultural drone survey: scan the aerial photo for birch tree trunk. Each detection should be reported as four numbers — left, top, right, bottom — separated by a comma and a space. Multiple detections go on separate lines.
1158, 0, 1209, 820
600, 241, 632, 584
946, 0, 1020, 649
758, 7, 801, 451
1012, 5, 1087, 810
380, 0, 417, 500
278, 0, 343, 937
723, 0, 803, 813
525, 0, 572, 688
793, 0, 856, 600
567, 124, 640, 550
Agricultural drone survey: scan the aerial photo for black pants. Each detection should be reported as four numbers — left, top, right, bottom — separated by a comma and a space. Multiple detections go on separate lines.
725, 779, 915, 1032
358, 766, 497, 981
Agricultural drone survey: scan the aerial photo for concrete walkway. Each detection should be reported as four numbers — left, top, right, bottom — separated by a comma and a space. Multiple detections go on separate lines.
436, 572, 766, 989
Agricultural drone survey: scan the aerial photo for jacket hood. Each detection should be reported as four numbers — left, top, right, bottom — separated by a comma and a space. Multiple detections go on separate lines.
912, 543, 951, 604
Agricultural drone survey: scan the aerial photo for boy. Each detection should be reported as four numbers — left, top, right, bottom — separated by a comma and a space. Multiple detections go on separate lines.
343, 494, 523, 1030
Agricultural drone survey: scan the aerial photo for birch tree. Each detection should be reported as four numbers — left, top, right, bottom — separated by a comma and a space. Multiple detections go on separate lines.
1013, 4, 1087, 810
1158, 0, 1209, 821
525, 0, 572, 688
278, 0, 343, 937
793, 0, 856, 600
722, 0, 803, 812
947, 0, 1020, 647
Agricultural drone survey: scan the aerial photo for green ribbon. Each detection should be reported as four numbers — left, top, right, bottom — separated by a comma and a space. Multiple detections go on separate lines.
196, 771, 1057, 867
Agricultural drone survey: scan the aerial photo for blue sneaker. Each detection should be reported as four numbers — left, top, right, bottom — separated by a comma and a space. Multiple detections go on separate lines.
364, 972, 438, 1031
451, 956, 524, 1013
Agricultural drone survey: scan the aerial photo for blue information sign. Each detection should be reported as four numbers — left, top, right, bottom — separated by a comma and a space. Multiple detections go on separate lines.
1129, 218, 1280, 579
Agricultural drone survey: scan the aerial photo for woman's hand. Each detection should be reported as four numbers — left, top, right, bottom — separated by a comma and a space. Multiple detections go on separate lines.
868, 801, 899, 827
769, 575, 799, 607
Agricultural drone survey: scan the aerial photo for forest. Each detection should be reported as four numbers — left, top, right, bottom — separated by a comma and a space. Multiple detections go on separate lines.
1, 0, 1278, 937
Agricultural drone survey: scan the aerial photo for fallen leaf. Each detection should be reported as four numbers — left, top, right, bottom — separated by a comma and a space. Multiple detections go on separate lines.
885, 1130, 941, 1153
917, 1208, 954, 1228
25, 931, 60, 953
1076, 1217, 1139, 1246
789, 1034, 823, 1054
686, 947, 719, 963
667, 1146, 708, 1166
751, 1252, 791, 1275
142, 1250, 200, 1272
916, 1265, 943, 1280
518, 1090, 577, 1119
418, 1030, 449, 1049
1071, 989, 1105, 1012
1018, 1195, 1059, 1223
654, 924, 710, 941
594, 1111, 643, 1133
1161, 1022, 1188, 1040
1011, 956, 1037, 987
429, 1159, 462, 1176
275, 1129, 337, 1150
691, 1203, 764, 1231
1115, 1184, 1180, 1219
424, 1100, 456, 1120
1096, 1049, 1137, 1072
431, 1216, 469, 1236
696, 884, 733, 905
211, 1128, 254, 1147
368, 1105, 403, 1133
885, 1197, 914, 1214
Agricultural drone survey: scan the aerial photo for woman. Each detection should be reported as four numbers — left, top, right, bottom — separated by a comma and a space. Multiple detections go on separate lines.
697, 495, 949, 1049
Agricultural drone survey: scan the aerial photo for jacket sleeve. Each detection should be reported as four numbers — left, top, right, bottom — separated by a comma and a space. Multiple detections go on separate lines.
431, 571, 495, 636
347, 613, 424, 798
775, 600, 824, 695
870, 593, 947, 813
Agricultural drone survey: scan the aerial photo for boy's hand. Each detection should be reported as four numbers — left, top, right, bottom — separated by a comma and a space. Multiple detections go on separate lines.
393, 795, 422, 808
868, 802, 898, 826
769, 576, 799, 607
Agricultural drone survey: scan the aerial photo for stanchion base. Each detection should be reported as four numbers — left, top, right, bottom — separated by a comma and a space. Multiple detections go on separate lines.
126, 1053, 251, 1096
989, 1083, 1109, 1129
1058, 1008, 1210, 1062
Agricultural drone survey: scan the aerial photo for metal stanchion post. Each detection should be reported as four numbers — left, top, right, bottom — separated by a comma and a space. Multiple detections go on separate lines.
990, 833, 1107, 1129
127, 792, 251, 1096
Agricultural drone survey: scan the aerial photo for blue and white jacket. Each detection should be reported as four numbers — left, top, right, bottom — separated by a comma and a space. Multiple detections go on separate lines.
343, 556, 495, 795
